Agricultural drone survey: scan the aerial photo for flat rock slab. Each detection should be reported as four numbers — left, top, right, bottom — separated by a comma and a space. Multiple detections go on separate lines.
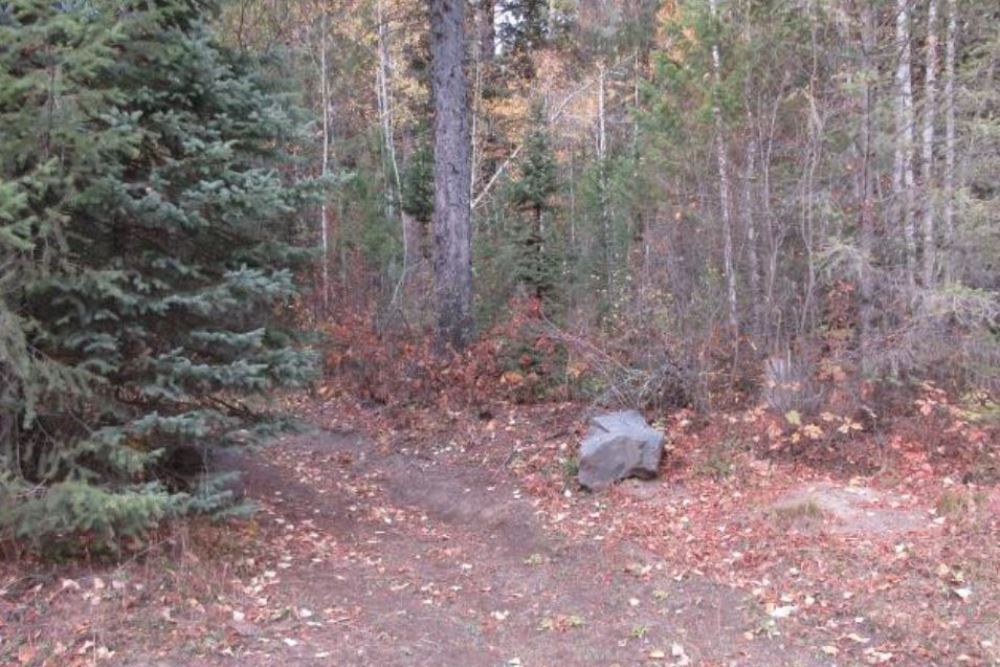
578, 410, 664, 491
770, 482, 928, 535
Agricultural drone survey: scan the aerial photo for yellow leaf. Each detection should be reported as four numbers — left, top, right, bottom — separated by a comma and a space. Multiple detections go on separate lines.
785, 410, 802, 426
501, 371, 524, 386
803, 424, 823, 440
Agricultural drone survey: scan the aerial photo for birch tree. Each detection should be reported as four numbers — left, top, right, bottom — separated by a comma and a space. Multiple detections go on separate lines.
893, 0, 917, 289
920, 0, 939, 287
708, 0, 738, 335
942, 0, 957, 275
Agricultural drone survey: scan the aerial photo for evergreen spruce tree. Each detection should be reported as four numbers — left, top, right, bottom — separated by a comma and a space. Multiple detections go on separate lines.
401, 135, 434, 257
401, 136, 434, 225
0, 0, 317, 548
510, 103, 559, 300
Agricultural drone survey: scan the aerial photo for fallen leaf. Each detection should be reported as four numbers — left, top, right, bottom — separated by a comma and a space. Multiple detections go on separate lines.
952, 587, 972, 601
769, 605, 797, 619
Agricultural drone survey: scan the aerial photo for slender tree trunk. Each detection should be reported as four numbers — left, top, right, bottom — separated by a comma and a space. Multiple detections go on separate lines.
921, 0, 939, 287
743, 115, 761, 338
430, 0, 473, 349
942, 0, 957, 280
708, 0, 738, 336
376, 0, 414, 316
318, 9, 331, 312
597, 63, 613, 298
761, 88, 781, 345
859, 0, 877, 370
798, 12, 822, 335
376, 0, 403, 222
893, 0, 917, 289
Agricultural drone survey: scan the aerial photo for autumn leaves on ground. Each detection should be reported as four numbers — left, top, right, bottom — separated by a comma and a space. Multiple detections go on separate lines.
2, 327, 998, 667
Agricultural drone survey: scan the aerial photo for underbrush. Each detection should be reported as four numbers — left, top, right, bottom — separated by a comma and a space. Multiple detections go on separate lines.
317, 301, 998, 486
318, 297, 704, 412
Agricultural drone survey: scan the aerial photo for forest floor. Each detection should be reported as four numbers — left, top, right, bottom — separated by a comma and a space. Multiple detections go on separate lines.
1, 395, 998, 667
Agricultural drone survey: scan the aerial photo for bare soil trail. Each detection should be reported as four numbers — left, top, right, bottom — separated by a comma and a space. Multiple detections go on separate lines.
198, 425, 826, 667
7, 403, 994, 667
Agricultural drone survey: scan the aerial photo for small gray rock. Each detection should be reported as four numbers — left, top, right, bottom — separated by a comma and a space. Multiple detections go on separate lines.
578, 410, 664, 491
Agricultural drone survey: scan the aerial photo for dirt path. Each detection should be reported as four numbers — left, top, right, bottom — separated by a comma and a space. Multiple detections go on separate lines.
191, 427, 827, 667
7, 407, 996, 667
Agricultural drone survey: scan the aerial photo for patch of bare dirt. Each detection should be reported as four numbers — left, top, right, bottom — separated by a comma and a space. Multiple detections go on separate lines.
191, 427, 827, 667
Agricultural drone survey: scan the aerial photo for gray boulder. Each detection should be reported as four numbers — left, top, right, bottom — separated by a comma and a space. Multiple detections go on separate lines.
578, 410, 664, 491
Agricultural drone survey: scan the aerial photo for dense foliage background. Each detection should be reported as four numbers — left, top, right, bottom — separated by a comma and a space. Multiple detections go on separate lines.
231, 0, 996, 402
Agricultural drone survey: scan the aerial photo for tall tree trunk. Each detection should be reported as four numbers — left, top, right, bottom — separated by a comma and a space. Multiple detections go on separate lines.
893, 0, 917, 290
376, 0, 412, 317
743, 114, 761, 339
597, 62, 613, 299
375, 0, 403, 227
430, 0, 473, 349
318, 8, 331, 312
942, 0, 957, 281
708, 0, 738, 337
761, 86, 782, 345
921, 0, 939, 287
798, 9, 823, 335
858, 0, 877, 370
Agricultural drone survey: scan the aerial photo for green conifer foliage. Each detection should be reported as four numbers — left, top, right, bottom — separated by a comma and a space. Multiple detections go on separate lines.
510, 103, 559, 299
0, 0, 317, 548
401, 136, 434, 226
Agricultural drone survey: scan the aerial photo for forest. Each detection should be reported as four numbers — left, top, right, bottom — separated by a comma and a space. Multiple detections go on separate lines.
0, 0, 997, 665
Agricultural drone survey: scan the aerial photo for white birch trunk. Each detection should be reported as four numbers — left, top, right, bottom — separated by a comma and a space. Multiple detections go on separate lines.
744, 115, 760, 337
893, 0, 917, 289
597, 63, 613, 296
709, 0, 738, 335
859, 0, 877, 369
942, 0, 957, 278
921, 0, 939, 287
376, 0, 411, 309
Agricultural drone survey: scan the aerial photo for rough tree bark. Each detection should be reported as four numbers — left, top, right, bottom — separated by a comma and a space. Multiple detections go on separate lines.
921, 0, 939, 287
430, 0, 473, 349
